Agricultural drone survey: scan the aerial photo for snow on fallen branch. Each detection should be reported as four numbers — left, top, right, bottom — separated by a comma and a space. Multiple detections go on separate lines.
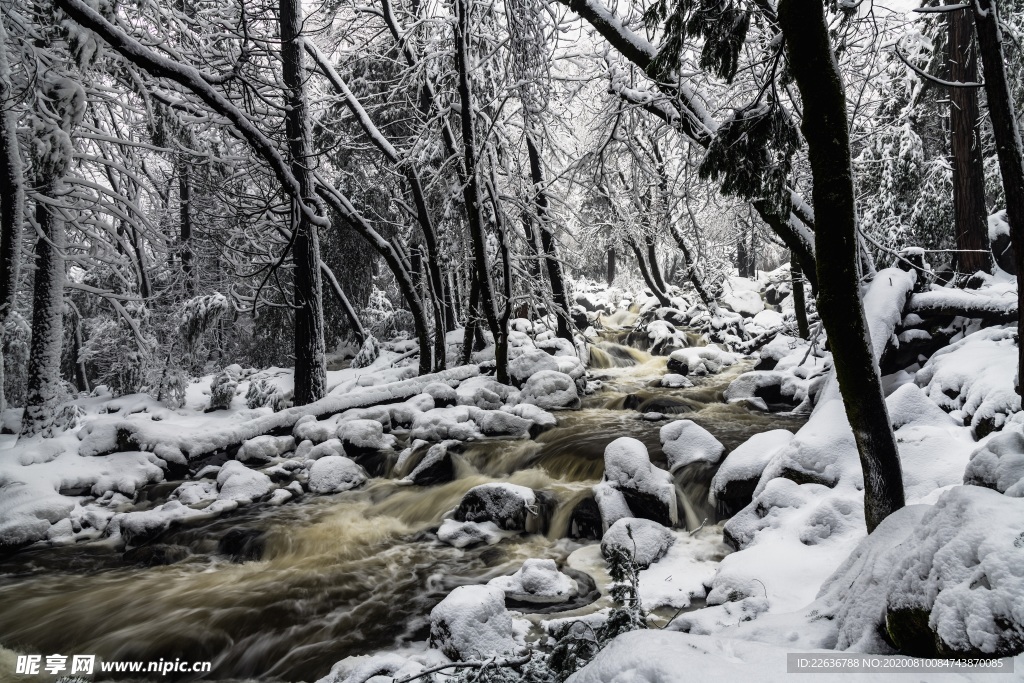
907, 288, 1018, 322
80, 365, 480, 461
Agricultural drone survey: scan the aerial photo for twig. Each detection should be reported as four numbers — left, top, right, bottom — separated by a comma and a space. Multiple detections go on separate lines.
390, 653, 532, 683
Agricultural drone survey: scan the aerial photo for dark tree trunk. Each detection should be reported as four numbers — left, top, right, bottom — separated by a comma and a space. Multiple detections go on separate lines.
947, 4, 991, 275
321, 262, 366, 345
454, 0, 507, 382
629, 238, 672, 308
280, 0, 326, 405
791, 252, 810, 340
179, 162, 194, 293
462, 276, 481, 367
646, 235, 668, 294
606, 245, 616, 286
525, 134, 574, 340
778, 0, 905, 532
0, 20, 23, 412
736, 230, 749, 277
22, 188, 66, 436
973, 0, 1024, 392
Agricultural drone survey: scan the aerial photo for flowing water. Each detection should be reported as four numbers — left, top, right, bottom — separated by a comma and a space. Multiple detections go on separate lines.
0, 331, 805, 682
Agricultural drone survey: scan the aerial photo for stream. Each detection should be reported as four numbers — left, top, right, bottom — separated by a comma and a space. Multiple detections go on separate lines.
0, 334, 805, 682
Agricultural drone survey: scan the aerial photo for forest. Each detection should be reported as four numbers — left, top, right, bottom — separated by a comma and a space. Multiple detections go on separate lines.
1, 0, 1023, 680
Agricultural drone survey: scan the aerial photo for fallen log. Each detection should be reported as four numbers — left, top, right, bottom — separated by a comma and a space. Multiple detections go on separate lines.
906, 289, 1018, 323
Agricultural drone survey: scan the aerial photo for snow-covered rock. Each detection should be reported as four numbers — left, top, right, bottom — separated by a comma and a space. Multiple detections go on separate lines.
660, 373, 693, 388
601, 517, 675, 569
217, 460, 273, 503
488, 558, 579, 604
709, 430, 794, 510
916, 326, 1021, 438
315, 650, 451, 683
436, 519, 515, 548
721, 289, 764, 317
307, 455, 367, 494
429, 584, 518, 661
508, 349, 560, 386
307, 438, 346, 460
963, 430, 1024, 496
337, 419, 397, 454
293, 414, 338, 444
660, 419, 725, 472
403, 440, 459, 486
453, 483, 548, 533
422, 382, 458, 407
885, 486, 1024, 657
519, 370, 581, 411
601, 437, 678, 527
667, 346, 737, 376
236, 434, 295, 463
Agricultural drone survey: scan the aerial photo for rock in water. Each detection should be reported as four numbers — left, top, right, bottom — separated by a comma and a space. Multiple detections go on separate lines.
429, 584, 518, 661
601, 517, 675, 569
489, 558, 578, 604
307, 455, 367, 494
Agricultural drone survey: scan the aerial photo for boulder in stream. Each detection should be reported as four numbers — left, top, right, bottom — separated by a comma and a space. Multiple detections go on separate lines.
601, 517, 675, 570
307, 455, 367, 494
520, 370, 581, 411
429, 584, 519, 661
488, 558, 578, 605
660, 419, 725, 473
600, 437, 678, 528
453, 483, 552, 533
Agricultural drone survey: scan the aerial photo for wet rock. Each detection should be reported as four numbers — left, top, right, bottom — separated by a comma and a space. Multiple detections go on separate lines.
568, 495, 602, 540
217, 529, 266, 562
123, 543, 190, 567
454, 483, 553, 534
601, 437, 678, 528
404, 441, 459, 486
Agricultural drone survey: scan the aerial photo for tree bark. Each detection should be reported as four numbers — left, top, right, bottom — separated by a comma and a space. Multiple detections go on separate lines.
972, 0, 1024, 392
0, 19, 23, 412
646, 234, 668, 293
22, 187, 66, 437
629, 238, 672, 308
454, 0, 507, 382
791, 252, 810, 340
280, 0, 326, 405
947, 4, 991, 275
778, 0, 905, 532
606, 245, 616, 286
525, 134, 574, 340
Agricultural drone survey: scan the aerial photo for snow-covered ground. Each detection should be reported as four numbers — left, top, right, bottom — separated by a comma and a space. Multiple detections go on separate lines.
3, 265, 1024, 682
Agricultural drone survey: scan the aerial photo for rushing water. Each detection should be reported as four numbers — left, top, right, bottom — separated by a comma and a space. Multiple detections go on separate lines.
0, 333, 805, 682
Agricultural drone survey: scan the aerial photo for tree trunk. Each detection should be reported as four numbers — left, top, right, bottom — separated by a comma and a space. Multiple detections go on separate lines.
179, 161, 194, 293
973, 0, 1024, 392
0, 19, 23, 412
791, 252, 810, 340
22, 188, 66, 437
778, 0, 906, 532
525, 134, 573, 340
629, 238, 672, 308
454, 0, 507, 382
948, 4, 991, 275
606, 245, 616, 285
646, 235, 668, 294
280, 0, 326, 405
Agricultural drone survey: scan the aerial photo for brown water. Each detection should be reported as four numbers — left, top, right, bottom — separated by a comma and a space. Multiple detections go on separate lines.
0, 336, 805, 683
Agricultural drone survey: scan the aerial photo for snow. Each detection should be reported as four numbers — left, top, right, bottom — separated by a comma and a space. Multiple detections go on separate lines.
963, 430, 1024, 496
307, 455, 367, 494
709, 429, 794, 506
519, 370, 581, 410
315, 648, 451, 683
237, 434, 295, 463
601, 437, 678, 526
216, 460, 273, 503
509, 349, 560, 386
601, 517, 674, 569
337, 419, 398, 452
916, 326, 1021, 437
429, 584, 518, 661
634, 526, 732, 610
667, 346, 738, 376
885, 486, 1024, 656
660, 373, 693, 388
436, 519, 517, 548
659, 419, 725, 472
488, 558, 579, 604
